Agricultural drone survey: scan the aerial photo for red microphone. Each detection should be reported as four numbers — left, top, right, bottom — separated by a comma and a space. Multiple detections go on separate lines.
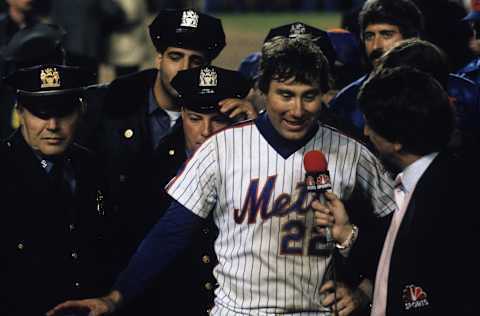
303, 150, 334, 248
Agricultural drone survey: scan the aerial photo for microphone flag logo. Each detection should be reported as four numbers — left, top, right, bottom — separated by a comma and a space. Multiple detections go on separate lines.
305, 171, 331, 192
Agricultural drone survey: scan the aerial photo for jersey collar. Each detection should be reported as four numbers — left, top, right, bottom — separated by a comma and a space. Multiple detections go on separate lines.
255, 112, 318, 159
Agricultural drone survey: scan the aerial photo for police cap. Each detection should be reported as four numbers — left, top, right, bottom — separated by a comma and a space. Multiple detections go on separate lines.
171, 66, 251, 113
264, 22, 336, 69
2, 23, 66, 71
5, 64, 93, 118
149, 9, 225, 61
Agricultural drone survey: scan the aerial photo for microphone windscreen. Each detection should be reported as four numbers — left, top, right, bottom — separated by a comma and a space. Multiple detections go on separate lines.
304, 150, 328, 173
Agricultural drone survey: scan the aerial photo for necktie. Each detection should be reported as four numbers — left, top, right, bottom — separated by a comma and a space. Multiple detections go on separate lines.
371, 174, 407, 316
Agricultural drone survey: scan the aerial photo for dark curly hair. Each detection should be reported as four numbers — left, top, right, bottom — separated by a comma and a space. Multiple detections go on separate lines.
258, 35, 332, 94
358, 66, 454, 155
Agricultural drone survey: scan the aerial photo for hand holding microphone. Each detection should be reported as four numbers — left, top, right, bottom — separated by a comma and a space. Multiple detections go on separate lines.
304, 151, 355, 250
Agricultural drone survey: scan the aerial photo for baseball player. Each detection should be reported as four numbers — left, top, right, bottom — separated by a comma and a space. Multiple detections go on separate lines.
48, 36, 395, 316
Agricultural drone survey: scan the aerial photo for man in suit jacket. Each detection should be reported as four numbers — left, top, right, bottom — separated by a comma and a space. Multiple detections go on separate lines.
0, 64, 114, 315
356, 66, 476, 315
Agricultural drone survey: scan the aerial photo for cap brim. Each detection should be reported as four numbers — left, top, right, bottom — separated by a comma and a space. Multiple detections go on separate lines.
463, 11, 480, 21
18, 92, 82, 119
17, 87, 84, 97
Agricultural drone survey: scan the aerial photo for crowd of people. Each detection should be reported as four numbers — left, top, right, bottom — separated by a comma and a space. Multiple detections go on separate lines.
0, 0, 478, 315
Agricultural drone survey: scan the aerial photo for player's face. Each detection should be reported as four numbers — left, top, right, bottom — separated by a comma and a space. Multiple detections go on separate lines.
182, 108, 230, 152
18, 106, 80, 157
363, 23, 404, 67
156, 47, 207, 100
265, 78, 322, 141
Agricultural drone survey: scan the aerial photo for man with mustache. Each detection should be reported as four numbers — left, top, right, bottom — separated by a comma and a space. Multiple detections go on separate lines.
328, 0, 424, 139
0, 64, 113, 315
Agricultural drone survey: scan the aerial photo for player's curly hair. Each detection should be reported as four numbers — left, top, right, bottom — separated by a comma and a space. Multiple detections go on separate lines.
258, 35, 332, 94
358, 66, 454, 155
359, 0, 424, 39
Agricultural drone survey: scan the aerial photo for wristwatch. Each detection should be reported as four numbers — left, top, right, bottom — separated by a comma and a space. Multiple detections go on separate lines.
336, 224, 358, 250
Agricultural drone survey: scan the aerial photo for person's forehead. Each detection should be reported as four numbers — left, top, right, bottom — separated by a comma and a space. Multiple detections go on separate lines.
164, 46, 206, 58
365, 23, 401, 33
183, 108, 221, 117
270, 78, 320, 91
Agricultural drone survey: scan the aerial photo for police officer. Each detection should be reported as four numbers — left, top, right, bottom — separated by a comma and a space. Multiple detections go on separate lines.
0, 23, 66, 139
117, 65, 252, 316
95, 8, 256, 282
0, 64, 112, 316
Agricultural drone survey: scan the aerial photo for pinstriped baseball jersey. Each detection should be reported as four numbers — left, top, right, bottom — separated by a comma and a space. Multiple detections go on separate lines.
167, 117, 396, 315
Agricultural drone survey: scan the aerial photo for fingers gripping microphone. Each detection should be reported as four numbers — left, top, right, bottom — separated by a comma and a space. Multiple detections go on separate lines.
303, 150, 334, 250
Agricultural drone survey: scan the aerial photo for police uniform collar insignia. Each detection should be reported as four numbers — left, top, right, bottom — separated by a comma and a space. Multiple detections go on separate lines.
402, 284, 429, 311
180, 10, 199, 28
289, 23, 306, 37
199, 67, 217, 88
40, 67, 61, 88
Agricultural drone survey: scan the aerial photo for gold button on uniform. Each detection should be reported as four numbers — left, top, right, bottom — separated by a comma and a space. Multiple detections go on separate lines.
202, 255, 210, 264
71, 252, 78, 259
74, 282, 80, 287
17, 243, 24, 250
168, 149, 175, 156
204, 282, 213, 290
124, 129, 134, 139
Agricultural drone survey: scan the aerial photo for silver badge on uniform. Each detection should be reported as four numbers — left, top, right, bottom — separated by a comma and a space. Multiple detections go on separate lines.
199, 67, 218, 87
289, 23, 306, 37
180, 10, 199, 28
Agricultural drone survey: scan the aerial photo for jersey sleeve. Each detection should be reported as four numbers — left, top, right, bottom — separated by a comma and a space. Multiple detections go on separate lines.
166, 137, 219, 219
355, 145, 396, 217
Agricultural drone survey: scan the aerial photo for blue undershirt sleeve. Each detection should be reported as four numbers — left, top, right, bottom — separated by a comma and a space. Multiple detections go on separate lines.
113, 200, 203, 303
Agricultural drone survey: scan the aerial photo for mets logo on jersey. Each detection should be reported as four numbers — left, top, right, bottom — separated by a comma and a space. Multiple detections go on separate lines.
402, 284, 429, 311
233, 176, 332, 257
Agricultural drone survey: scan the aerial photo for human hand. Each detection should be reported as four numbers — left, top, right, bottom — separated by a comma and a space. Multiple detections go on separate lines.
320, 280, 370, 316
218, 98, 258, 121
46, 291, 122, 316
312, 191, 352, 245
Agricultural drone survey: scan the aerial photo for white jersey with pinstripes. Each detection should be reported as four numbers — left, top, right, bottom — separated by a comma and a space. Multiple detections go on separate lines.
167, 120, 395, 315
